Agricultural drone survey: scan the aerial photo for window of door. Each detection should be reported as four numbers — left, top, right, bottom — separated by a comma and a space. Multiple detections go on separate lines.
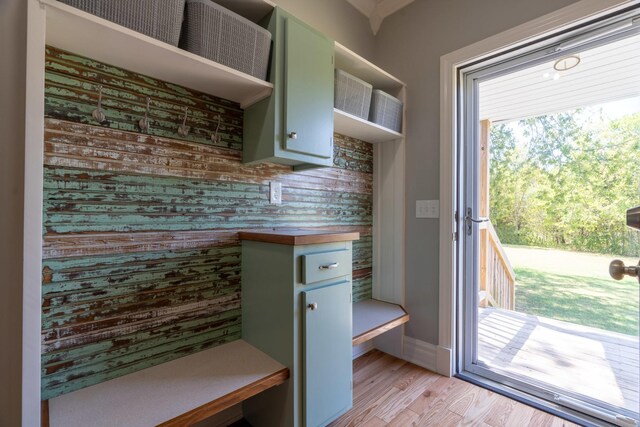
457, 10, 640, 426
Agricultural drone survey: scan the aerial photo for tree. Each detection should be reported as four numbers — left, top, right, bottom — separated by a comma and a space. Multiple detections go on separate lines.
489, 110, 640, 256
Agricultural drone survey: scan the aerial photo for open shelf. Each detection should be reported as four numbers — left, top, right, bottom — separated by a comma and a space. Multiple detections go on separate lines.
334, 42, 405, 95
334, 109, 403, 143
42, 0, 273, 109
353, 299, 409, 346
334, 43, 405, 142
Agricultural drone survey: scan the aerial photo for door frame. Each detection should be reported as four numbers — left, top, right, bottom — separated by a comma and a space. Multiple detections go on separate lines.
437, 0, 637, 378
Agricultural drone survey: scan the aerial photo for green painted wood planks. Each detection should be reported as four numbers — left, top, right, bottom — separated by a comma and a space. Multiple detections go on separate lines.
41, 46, 374, 399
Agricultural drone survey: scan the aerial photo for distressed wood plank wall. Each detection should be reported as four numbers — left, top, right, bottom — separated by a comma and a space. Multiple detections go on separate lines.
42, 46, 373, 399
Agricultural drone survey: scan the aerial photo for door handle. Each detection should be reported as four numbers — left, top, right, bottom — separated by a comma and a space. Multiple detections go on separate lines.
465, 208, 489, 235
609, 259, 640, 281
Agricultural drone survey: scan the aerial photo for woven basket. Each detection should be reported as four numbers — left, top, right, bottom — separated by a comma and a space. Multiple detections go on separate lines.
59, 0, 185, 46
334, 69, 373, 120
369, 90, 403, 132
180, 0, 272, 80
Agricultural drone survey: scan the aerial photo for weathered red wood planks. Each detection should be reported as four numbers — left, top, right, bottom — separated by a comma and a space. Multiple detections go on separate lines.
41, 46, 374, 400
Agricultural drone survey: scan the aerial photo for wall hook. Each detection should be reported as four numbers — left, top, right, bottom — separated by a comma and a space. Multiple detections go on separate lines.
210, 115, 222, 143
178, 106, 190, 137
92, 84, 106, 124
138, 96, 151, 133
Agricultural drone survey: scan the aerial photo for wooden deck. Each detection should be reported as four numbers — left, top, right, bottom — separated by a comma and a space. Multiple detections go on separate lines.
478, 307, 639, 414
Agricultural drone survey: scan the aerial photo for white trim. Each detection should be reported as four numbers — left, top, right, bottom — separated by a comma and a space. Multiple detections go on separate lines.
402, 336, 437, 372
23, 0, 46, 424
435, 345, 452, 377
352, 341, 375, 359
438, 0, 636, 377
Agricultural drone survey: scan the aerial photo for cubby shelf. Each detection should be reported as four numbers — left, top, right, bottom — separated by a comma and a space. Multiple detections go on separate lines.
334, 108, 403, 143
333, 42, 405, 142
334, 42, 405, 95
42, 0, 273, 109
353, 299, 410, 346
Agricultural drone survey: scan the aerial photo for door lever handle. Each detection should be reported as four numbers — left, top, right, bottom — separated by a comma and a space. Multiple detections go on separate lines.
465, 208, 489, 235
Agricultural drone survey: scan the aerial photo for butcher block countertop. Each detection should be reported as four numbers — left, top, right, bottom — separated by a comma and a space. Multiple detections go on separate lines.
239, 229, 360, 245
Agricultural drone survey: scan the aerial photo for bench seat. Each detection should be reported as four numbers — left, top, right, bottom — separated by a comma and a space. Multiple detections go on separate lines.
352, 298, 409, 346
45, 340, 289, 427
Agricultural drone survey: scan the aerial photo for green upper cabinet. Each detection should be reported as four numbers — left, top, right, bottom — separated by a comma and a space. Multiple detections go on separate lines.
244, 8, 335, 168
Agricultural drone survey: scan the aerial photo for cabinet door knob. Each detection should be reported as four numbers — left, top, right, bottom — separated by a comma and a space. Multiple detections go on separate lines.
288, 131, 298, 139
308, 302, 318, 311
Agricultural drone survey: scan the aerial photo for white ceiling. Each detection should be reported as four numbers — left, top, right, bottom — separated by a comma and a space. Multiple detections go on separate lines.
479, 33, 640, 123
346, 0, 415, 34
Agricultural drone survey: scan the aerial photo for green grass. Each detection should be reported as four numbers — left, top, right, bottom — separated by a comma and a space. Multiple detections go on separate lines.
514, 267, 639, 336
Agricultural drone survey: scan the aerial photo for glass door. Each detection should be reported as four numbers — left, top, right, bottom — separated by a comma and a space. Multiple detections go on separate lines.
459, 11, 640, 426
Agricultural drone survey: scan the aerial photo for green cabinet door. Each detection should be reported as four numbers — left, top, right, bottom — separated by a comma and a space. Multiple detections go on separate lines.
244, 8, 334, 167
283, 17, 334, 160
303, 281, 352, 426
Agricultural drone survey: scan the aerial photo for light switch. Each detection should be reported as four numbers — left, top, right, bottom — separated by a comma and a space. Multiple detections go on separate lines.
416, 200, 439, 218
270, 181, 282, 204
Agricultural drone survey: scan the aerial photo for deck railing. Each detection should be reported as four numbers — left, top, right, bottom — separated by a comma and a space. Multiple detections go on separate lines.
478, 119, 516, 310
479, 221, 516, 310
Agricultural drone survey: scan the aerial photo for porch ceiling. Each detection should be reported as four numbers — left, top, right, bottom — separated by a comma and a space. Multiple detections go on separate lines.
479, 32, 640, 124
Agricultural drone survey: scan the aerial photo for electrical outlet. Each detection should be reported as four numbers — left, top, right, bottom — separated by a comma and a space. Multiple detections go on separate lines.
269, 181, 282, 205
416, 200, 439, 218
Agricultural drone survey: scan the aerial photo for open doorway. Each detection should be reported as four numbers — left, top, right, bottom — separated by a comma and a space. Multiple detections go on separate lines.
459, 12, 639, 426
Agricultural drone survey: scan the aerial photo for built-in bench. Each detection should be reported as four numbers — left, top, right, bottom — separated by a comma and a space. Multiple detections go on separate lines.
352, 299, 409, 346
42, 302, 406, 426
42, 340, 289, 427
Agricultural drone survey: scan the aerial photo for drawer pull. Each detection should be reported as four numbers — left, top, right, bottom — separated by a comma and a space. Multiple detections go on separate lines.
319, 262, 339, 270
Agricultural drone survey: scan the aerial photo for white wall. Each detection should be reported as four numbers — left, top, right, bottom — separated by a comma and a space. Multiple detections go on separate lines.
272, 0, 375, 60
374, 0, 580, 345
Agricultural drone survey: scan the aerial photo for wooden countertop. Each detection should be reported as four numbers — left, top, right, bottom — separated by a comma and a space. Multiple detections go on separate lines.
239, 229, 360, 245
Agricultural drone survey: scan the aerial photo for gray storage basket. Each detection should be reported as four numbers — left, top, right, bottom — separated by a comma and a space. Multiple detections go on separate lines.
180, 0, 272, 80
59, 0, 185, 46
369, 89, 403, 132
334, 69, 373, 120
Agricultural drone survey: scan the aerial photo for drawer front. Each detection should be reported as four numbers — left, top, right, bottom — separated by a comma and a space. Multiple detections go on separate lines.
302, 249, 351, 284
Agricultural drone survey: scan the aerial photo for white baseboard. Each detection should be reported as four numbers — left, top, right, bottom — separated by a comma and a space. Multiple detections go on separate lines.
353, 341, 374, 359
436, 345, 453, 377
402, 336, 437, 372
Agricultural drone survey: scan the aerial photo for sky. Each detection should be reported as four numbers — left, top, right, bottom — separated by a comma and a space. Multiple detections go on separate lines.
588, 96, 640, 120
503, 96, 640, 149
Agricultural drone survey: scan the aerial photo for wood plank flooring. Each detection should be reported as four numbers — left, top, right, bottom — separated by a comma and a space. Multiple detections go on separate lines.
328, 350, 580, 427
478, 307, 639, 413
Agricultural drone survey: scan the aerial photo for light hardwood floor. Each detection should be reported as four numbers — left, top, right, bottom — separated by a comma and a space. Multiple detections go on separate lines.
328, 350, 581, 427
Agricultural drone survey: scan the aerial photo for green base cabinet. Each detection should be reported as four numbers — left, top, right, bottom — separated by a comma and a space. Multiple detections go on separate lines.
241, 239, 353, 427
244, 7, 335, 168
